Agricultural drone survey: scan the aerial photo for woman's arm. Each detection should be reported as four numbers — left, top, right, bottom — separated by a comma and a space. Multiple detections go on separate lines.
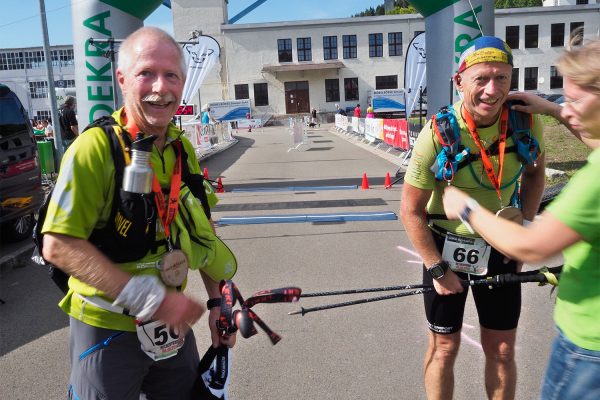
442, 186, 582, 263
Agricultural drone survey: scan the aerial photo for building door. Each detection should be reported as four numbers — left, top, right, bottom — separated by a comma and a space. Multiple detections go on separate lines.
285, 81, 309, 114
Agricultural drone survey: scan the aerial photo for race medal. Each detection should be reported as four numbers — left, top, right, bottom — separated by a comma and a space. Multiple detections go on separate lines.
136, 319, 185, 361
442, 233, 492, 276
160, 249, 189, 287
496, 206, 524, 224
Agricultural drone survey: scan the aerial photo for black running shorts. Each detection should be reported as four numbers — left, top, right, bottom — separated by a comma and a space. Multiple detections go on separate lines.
423, 228, 522, 334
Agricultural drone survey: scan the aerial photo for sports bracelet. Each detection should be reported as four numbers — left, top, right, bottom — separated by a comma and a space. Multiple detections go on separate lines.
113, 275, 166, 322
207, 298, 222, 309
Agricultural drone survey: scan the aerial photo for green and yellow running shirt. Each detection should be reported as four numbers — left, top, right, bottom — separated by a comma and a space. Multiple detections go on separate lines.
42, 108, 227, 332
546, 147, 600, 351
404, 100, 544, 237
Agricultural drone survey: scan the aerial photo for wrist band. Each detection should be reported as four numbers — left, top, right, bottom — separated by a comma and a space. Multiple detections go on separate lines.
207, 298, 221, 309
113, 275, 166, 322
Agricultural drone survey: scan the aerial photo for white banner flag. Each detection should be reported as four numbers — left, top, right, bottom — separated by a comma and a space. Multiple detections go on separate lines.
181, 35, 221, 105
404, 32, 427, 119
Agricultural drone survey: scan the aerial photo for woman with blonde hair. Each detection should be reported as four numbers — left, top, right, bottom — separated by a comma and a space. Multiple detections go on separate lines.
443, 38, 600, 399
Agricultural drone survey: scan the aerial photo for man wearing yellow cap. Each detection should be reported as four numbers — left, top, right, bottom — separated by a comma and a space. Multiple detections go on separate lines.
400, 36, 546, 400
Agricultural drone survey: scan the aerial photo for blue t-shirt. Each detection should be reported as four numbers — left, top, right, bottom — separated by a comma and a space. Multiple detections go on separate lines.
202, 111, 210, 124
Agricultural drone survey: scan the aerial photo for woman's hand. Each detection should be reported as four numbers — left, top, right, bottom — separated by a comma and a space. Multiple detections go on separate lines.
442, 186, 471, 220
506, 92, 560, 117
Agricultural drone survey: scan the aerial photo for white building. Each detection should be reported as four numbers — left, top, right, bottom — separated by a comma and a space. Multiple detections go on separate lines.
1, 2, 599, 121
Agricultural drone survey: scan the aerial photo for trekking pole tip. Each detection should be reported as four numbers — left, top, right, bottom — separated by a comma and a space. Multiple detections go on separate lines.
288, 307, 306, 316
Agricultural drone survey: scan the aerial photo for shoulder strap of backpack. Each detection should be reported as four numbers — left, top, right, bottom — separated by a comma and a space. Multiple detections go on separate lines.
176, 139, 212, 219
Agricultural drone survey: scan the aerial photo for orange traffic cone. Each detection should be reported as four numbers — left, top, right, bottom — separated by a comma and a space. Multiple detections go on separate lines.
217, 177, 224, 193
384, 172, 392, 189
203, 167, 209, 179
361, 172, 370, 189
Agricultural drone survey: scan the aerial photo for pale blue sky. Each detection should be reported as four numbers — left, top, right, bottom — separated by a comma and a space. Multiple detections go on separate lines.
0, 0, 383, 49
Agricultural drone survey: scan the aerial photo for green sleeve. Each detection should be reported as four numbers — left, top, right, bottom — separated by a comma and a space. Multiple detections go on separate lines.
41, 128, 114, 239
546, 148, 600, 242
404, 120, 439, 190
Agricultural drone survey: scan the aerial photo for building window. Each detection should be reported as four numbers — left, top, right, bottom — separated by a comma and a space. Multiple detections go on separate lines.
325, 79, 340, 102
343, 35, 357, 59
551, 24, 564, 47
344, 77, 359, 101
550, 66, 563, 89
29, 81, 48, 99
525, 25, 538, 48
388, 32, 402, 56
576, 0, 588, 4
524, 67, 538, 91
234, 84, 249, 100
511, 68, 519, 91
375, 75, 398, 90
51, 49, 75, 67
505, 26, 519, 50
37, 110, 52, 120
277, 39, 292, 62
0, 51, 24, 70
368, 33, 383, 58
297, 37, 312, 62
254, 83, 269, 106
570, 22, 584, 46
323, 36, 338, 60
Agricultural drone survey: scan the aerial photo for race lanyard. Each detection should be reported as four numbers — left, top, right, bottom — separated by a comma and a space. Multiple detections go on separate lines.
462, 105, 509, 202
152, 142, 182, 241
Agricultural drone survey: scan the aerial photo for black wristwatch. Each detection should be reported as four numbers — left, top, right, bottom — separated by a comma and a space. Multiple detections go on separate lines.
427, 261, 449, 280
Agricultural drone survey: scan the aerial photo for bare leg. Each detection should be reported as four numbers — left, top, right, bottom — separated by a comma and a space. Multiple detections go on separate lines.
481, 327, 517, 400
424, 330, 461, 400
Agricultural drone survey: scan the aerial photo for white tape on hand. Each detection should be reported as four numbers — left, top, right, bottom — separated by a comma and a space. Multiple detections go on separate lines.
113, 275, 166, 322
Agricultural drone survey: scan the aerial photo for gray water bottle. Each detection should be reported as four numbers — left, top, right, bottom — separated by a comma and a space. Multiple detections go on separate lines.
122, 134, 157, 194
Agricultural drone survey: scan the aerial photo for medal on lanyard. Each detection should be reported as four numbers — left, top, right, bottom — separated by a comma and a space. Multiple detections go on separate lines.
152, 142, 189, 288
463, 104, 509, 207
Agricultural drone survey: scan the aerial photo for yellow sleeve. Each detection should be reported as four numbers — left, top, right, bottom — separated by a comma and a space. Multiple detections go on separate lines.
404, 120, 439, 190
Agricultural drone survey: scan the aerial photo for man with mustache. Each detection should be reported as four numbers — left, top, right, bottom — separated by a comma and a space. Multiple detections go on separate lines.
41, 27, 235, 399
400, 36, 546, 400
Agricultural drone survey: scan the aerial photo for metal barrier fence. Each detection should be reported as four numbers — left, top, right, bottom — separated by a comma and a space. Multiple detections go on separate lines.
181, 121, 238, 160
333, 114, 422, 164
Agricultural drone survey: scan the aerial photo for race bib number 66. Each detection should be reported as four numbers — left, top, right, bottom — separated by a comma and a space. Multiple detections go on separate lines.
442, 233, 491, 276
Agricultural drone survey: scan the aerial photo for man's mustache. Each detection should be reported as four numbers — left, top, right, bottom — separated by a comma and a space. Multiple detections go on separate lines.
142, 94, 177, 103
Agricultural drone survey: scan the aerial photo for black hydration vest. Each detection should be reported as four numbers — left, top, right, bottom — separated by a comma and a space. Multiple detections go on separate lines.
33, 116, 212, 293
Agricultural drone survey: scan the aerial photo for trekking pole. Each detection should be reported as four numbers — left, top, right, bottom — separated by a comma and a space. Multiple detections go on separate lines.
288, 288, 433, 316
301, 283, 430, 298
289, 266, 561, 316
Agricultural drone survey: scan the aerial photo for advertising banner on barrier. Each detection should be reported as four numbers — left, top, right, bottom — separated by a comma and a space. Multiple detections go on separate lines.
358, 119, 365, 135
340, 115, 349, 131
352, 117, 359, 133
208, 99, 251, 121
383, 119, 410, 150
365, 118, 384, 142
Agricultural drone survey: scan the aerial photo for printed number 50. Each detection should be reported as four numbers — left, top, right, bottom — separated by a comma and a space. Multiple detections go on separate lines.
154, 324, 180, 346
453, 248, 479, 264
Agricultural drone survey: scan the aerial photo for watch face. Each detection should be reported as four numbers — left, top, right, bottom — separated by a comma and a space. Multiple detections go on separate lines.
429, 265, 445, 279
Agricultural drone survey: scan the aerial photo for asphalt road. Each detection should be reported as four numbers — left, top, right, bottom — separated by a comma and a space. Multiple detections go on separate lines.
0, 124, 559, 399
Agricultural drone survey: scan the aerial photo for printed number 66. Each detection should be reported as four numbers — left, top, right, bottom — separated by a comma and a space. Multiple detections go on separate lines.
453, 248, 479, 264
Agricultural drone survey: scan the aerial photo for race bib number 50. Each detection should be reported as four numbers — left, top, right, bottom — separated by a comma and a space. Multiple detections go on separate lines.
136, 319, 185, 361
442, 233, 491, 276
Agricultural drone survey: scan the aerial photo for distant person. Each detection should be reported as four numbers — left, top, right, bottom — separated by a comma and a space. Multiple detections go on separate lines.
201, 106, 217, 125
59, 95, 79, 149
42, 118, 54, 138
366, 106, 375, 119
310, 107, 319, 127
335, 104, 346, 116
353, 104, 361, 118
